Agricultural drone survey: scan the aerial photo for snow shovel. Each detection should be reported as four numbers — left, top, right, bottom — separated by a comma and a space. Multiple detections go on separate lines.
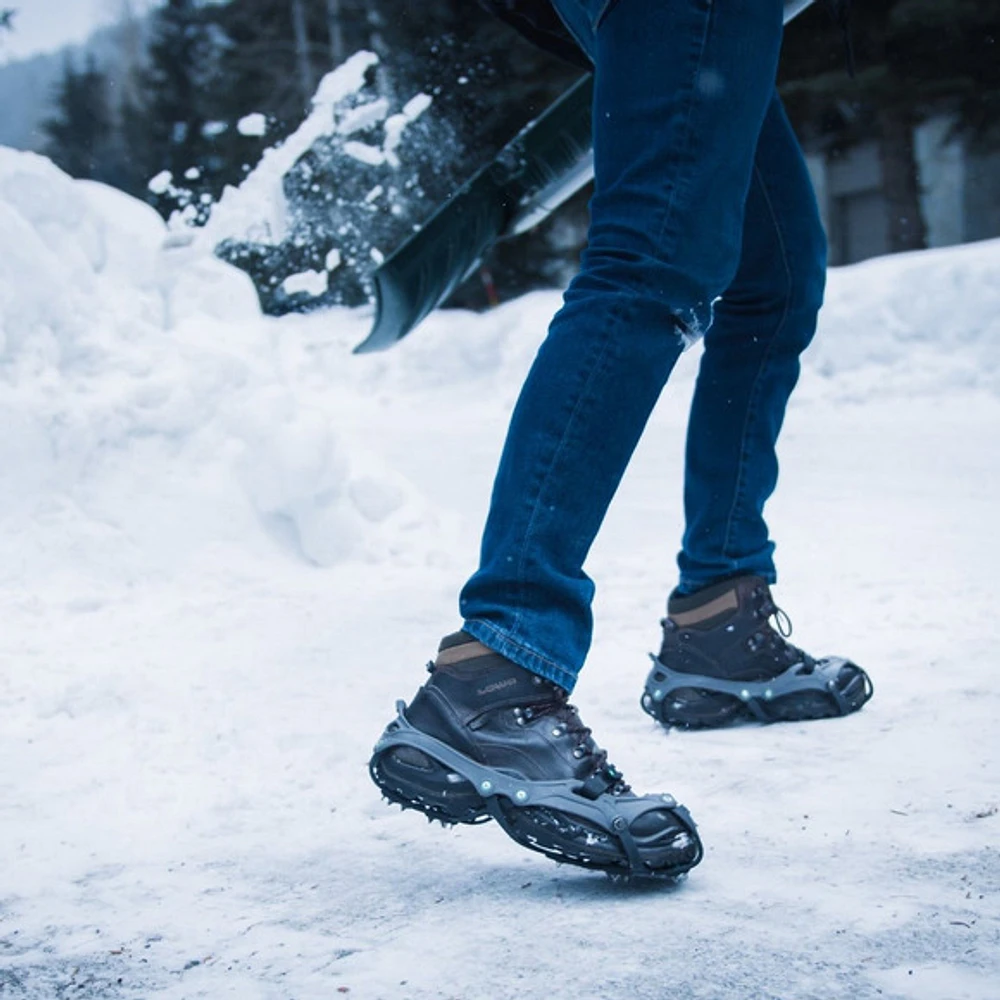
354, 0, 818, 354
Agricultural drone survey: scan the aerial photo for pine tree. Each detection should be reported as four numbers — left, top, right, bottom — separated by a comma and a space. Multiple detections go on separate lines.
325, 0, 345, 66
889, 0, 1000, 147
206, 0, 343, 133
42, 54, 116, 184
105, 0, 153, 198
128, 0, 220, 216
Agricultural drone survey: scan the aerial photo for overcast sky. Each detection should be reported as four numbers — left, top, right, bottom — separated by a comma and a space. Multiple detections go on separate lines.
0, 0, 157, 63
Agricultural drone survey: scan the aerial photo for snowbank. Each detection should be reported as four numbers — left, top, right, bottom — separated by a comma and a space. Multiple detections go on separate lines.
324, 235, 1000, 402
2, 141, 998, 590
809, 238, 1000, 398
0, 147, 451, 589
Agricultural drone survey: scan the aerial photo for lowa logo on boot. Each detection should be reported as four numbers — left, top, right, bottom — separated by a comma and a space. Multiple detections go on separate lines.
476, 677, 518, 697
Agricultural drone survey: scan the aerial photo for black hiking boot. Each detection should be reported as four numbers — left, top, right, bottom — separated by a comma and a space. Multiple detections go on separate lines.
642, 575, 873, 728
370, 632, 702, 881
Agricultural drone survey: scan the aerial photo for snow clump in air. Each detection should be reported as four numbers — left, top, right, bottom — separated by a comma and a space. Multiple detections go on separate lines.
188, 50, 437, 313
237, 112, 269, 137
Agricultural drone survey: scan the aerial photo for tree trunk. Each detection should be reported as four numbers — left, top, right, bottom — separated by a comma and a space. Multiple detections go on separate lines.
877, 102, 928, 254
115, 0, 143, 107
290, 0, 315, 108
365, 2, 390, 97
326, 0, 345, 67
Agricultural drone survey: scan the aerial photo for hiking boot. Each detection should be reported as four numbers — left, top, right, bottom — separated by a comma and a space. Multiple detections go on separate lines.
370, 632, 702, 880
642, 575, 873, 728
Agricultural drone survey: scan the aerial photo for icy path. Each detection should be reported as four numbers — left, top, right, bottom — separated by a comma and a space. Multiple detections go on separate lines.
2, 349, 997, 1000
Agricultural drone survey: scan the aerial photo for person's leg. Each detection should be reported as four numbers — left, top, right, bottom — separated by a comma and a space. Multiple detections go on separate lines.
678, 95, 827, 593
460, 0, 787, 692
639, 104, 872, 727
373, 1, 792, 878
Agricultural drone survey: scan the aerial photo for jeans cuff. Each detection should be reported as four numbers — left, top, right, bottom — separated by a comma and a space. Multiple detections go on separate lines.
677, 567, 777, 596
461, 618, 579, 694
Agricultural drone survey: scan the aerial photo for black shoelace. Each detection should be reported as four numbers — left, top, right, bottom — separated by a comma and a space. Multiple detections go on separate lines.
752, 586, 815, 669
516, 698, 630, 796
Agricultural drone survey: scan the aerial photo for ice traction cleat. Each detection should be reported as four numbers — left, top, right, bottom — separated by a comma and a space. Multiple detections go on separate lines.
642, 575, 873, 728
370, 701, 702, 881
642, 653, 873, 728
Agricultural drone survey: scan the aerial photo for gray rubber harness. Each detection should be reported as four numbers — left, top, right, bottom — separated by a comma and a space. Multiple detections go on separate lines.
374, 702, 700, 878
643, 654, 871, 723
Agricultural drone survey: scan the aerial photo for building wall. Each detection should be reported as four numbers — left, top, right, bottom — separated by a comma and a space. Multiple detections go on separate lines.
964, 147, 1000, 243
915, 115, 965, 248
808, 113, 1000, 266
821, 141, 887, 266
805, 152, 829, 239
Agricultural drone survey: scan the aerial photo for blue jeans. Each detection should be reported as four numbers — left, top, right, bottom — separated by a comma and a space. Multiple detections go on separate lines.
459, 0, 827, 692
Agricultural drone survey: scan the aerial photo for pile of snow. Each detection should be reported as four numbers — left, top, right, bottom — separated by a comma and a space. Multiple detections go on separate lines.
0, 147, 452, 592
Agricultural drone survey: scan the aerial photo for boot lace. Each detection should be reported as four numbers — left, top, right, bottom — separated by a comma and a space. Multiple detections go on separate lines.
515, 697, 631, 796
752, 585, 814, 669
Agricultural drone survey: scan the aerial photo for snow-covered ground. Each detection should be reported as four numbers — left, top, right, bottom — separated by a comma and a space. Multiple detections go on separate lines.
1, 147, 998, 1000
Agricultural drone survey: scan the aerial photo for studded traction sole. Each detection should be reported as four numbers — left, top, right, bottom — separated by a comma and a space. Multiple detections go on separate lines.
641, 654, 873, 728
370, 702, 703, 880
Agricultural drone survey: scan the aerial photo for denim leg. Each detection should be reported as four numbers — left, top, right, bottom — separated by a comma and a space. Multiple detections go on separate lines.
460, 0, 786, 692
678, 95, 828, 593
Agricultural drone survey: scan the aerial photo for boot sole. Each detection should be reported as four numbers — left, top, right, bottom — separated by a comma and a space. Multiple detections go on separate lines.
642, 656, 873, 729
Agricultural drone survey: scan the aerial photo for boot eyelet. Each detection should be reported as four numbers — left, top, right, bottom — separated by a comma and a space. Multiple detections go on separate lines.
572, 746, 586, 759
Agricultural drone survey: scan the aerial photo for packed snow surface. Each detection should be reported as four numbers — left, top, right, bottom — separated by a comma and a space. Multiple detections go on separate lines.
0, 148, 998, 999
